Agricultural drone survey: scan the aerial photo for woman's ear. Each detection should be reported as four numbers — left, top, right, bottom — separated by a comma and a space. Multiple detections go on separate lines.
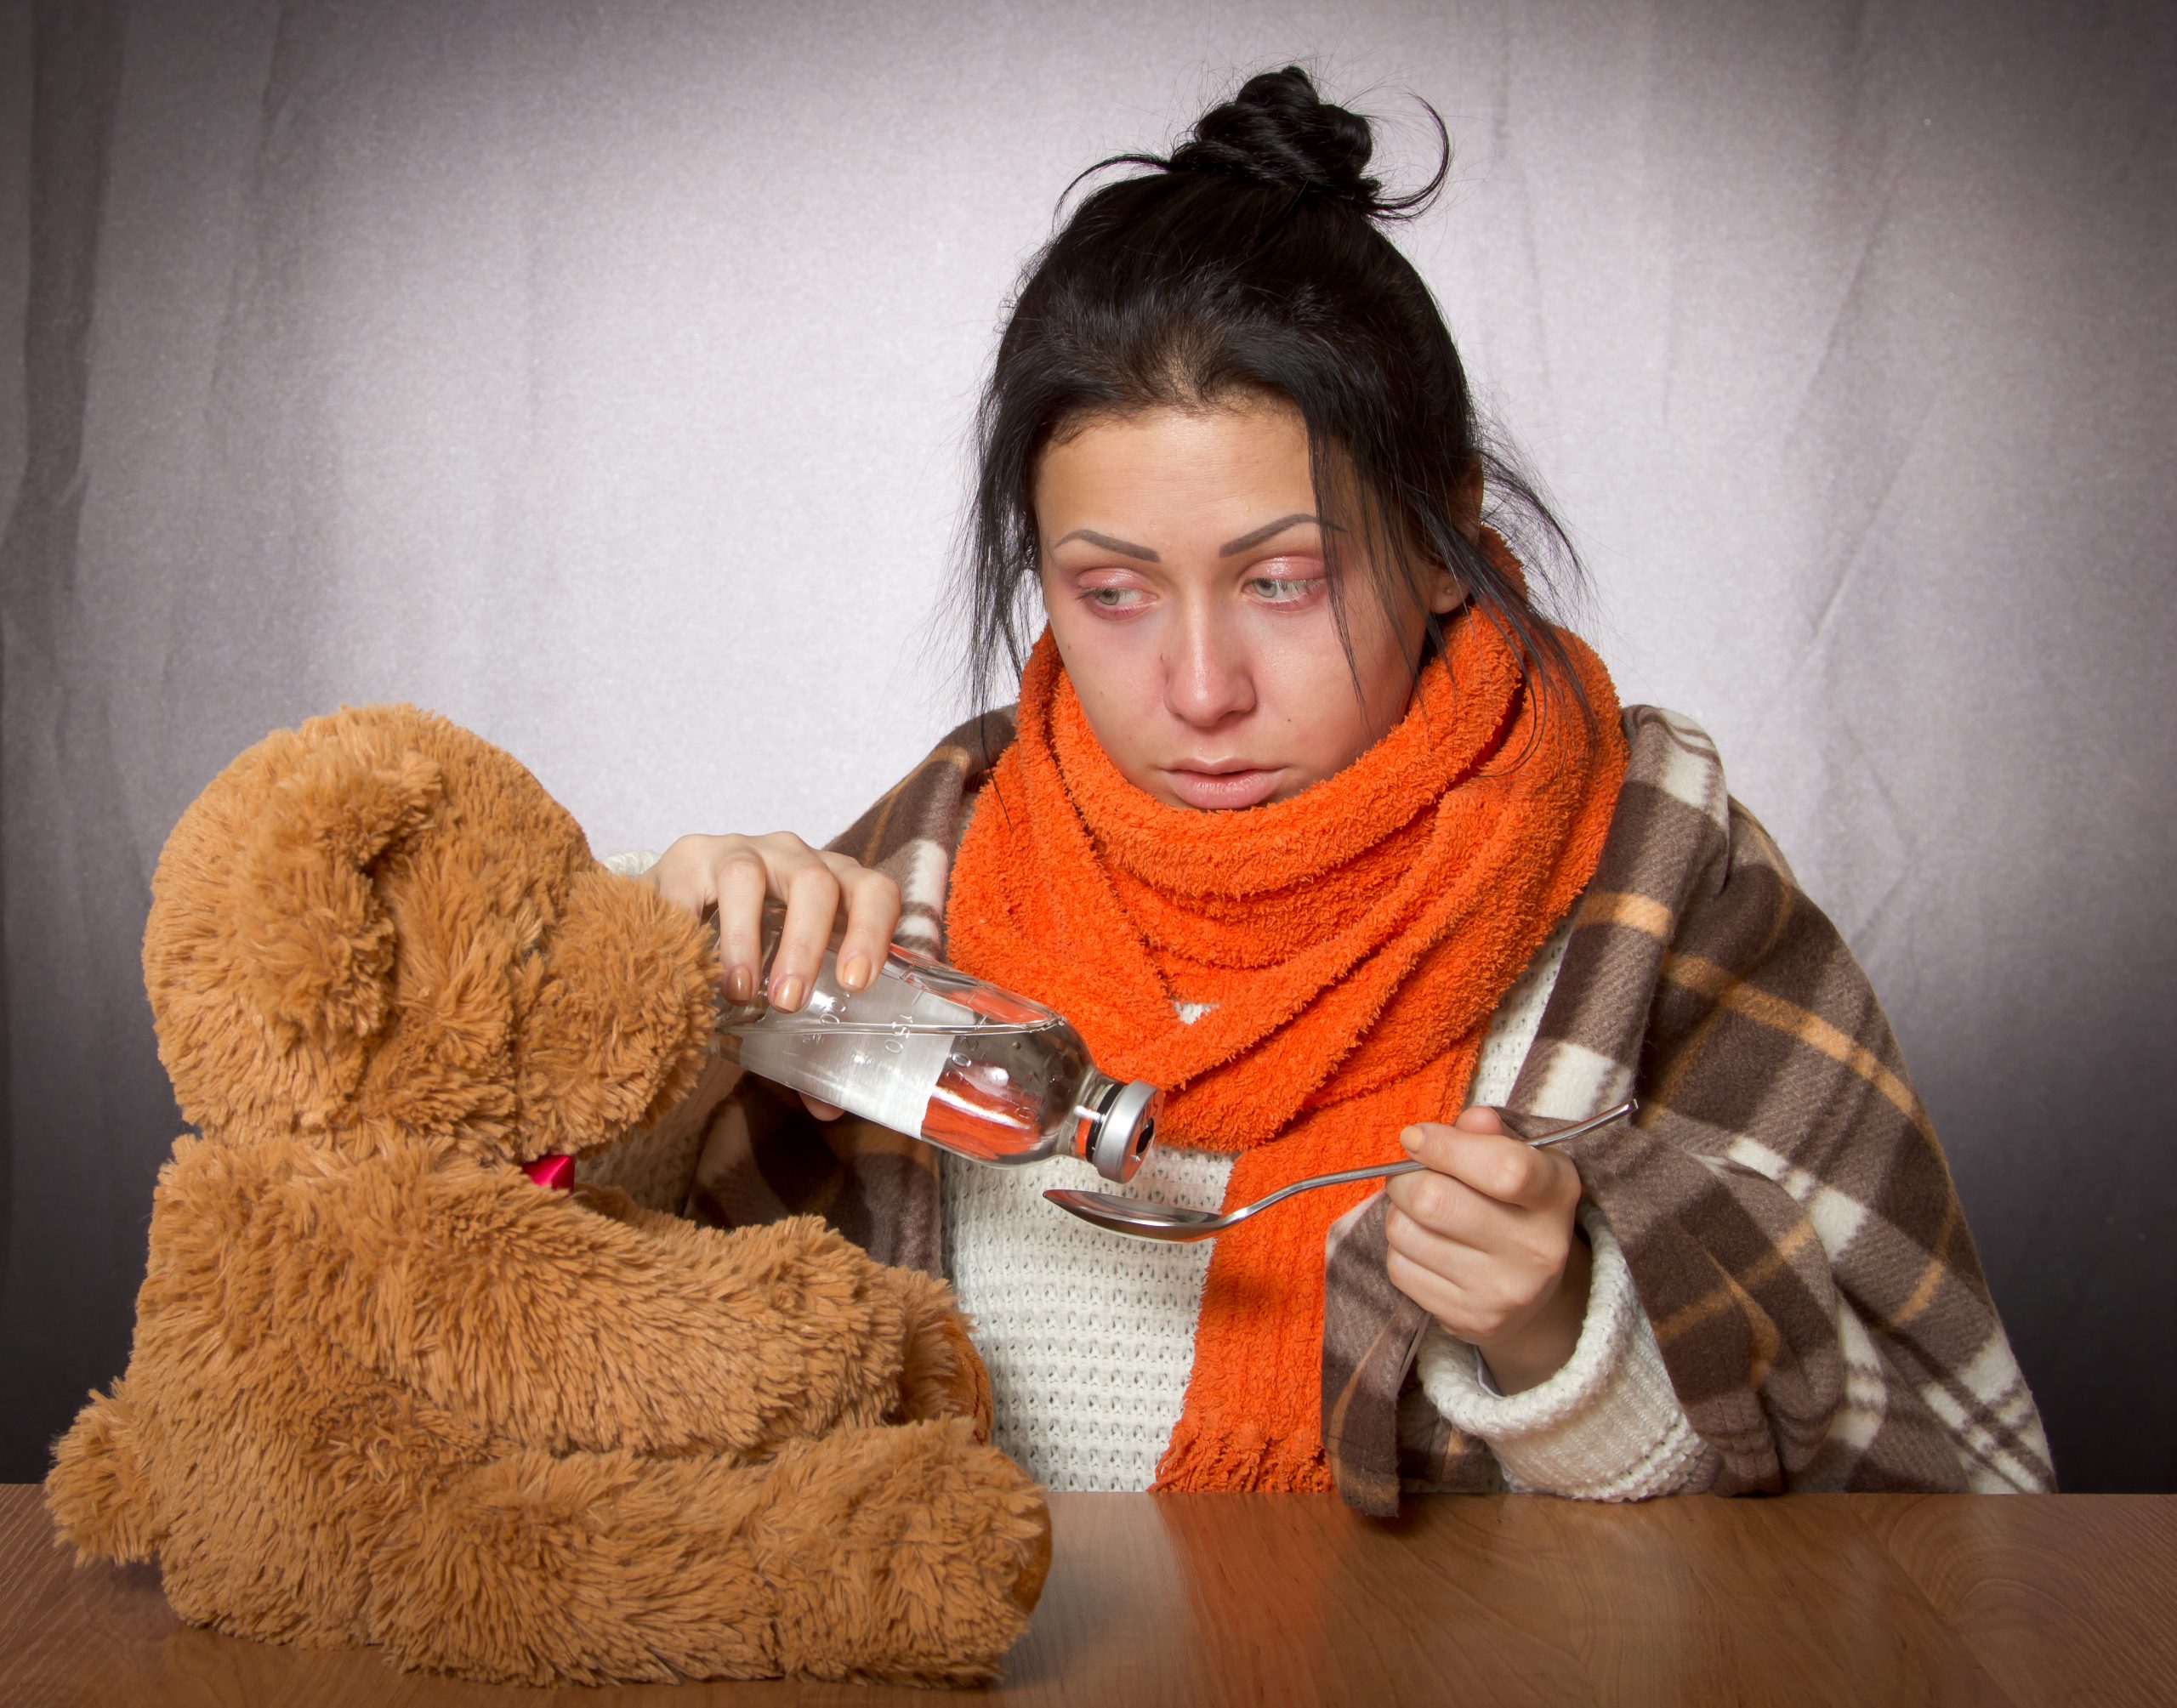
1426, 564, 1468, 616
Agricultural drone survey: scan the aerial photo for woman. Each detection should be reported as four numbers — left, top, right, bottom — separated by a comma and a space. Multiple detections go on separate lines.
639, 68, 2051, 1507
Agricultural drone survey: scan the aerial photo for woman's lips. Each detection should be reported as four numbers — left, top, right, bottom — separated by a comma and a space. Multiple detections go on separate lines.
1162, 766, 1283, 809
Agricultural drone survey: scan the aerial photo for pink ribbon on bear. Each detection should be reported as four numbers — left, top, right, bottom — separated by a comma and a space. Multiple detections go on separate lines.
521, 1155, 575, 1191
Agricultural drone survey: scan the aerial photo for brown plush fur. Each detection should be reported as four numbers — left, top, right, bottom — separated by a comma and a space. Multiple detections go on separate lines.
44, 705, 1050, 1685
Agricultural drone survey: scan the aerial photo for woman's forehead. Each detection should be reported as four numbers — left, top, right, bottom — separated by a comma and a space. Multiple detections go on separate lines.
1037, 405, 1312, 526
1032, 402, 1393, 570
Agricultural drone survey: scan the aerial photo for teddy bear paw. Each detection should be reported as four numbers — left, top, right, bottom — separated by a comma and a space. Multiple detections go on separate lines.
1009, 1496, 1054, 1615
898, 1292, 995, 1443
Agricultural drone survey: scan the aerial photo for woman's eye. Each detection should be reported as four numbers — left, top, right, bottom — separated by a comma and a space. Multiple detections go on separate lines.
1083, 585, 1145, 610
1248, 576, 1322, 602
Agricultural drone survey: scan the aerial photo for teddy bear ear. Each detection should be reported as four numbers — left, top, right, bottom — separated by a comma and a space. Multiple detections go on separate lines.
233, 740, 443, 1051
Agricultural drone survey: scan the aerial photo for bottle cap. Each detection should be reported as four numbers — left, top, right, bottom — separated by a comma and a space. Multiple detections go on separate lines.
1082, 1080, 1163, 1182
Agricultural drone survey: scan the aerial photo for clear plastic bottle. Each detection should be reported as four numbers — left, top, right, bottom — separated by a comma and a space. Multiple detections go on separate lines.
713, 906, 1162, 1183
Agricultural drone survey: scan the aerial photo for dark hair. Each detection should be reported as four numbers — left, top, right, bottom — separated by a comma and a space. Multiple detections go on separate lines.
955, 65, 1591, 733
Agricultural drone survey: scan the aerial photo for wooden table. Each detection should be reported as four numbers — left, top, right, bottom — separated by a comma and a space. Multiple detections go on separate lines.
3, 1484, 2170, 1705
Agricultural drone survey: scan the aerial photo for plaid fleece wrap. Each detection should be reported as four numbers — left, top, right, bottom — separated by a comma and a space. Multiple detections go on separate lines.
686, 704, 2053, 1511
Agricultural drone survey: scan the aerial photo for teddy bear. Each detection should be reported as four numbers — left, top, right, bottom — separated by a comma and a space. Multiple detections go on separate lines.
43, 703, 1052, 1686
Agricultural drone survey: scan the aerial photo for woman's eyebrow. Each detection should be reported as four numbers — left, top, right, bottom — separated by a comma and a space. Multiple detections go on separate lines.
1218, 513, 1319, 555
1051, 528, 1160, 561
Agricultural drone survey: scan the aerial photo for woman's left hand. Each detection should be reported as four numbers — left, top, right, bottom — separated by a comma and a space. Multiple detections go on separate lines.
1384, 1105, 1592, 1393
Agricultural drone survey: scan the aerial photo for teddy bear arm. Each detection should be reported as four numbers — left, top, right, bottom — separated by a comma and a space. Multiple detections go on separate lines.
355, 1175, 923, 1456
561, 1202, 953, 1450
570, 1185, 992, 1438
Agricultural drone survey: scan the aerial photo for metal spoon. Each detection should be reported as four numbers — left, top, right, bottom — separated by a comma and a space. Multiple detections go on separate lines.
1043, 1100, 1637, 1242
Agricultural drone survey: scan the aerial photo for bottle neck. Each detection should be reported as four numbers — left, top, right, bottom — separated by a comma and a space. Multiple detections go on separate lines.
1071, 1071, 1161, 1183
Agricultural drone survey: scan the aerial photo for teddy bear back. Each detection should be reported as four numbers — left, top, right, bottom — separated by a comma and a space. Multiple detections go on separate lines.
144, 703, 718, 1160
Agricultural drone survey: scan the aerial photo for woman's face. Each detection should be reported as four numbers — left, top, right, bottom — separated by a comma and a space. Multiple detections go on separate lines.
1035, 397, 1463, 810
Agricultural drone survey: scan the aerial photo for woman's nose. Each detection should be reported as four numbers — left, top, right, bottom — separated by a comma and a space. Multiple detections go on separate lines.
1162, 611, 1256, 727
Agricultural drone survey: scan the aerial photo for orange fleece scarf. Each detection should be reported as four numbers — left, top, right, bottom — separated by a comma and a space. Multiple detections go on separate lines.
944, 565, 1626, 1492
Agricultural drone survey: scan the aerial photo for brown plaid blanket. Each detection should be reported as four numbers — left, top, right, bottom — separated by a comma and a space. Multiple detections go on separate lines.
683, 704, 2053, 1511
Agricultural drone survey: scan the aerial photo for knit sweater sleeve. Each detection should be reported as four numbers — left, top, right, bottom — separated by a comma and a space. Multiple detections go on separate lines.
1412, 1201, 1719, 1500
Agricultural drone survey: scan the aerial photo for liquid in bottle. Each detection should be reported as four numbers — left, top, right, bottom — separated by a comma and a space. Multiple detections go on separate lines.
713, 910, 1159, 1183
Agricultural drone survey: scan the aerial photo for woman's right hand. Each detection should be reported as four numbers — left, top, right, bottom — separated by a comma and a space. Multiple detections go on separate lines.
643, 832, 902, 1120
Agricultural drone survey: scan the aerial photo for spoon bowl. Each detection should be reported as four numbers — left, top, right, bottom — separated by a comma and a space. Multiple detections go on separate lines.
1043, 1100, 1636, 1242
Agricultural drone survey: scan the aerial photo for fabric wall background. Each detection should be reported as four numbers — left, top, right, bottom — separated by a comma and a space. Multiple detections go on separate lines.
3, 0, 2170, 1490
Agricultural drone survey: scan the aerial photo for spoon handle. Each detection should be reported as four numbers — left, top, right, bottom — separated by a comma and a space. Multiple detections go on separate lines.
1284, 1157, 1423, 1196
1223, 1159, 1424, 1227
1239, 1102, 1635, 1220
1514, 1098, 1639, 1149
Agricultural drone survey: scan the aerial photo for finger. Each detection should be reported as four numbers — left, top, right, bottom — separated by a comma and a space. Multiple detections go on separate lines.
1399, 1119, 1576, 1211
1386, 1244, 1538, 1348
1384, 1199, 1494, 1285
825, 856, 901, 994
769, 851, 844, 1012
713, 846, 772, 1006
1385, 1208, 1557, 1347
800, 1092, 844, 1122
1384, 1244, 1476, 1331
1384, 1166, 1521, 1250
649, 835, 725, 919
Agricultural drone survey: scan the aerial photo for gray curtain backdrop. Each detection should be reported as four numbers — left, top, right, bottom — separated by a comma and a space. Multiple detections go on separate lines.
3, 0, 2171, 1490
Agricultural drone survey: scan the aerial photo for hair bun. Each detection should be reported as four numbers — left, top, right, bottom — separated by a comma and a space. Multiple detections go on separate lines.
1170, 66, 1389, 213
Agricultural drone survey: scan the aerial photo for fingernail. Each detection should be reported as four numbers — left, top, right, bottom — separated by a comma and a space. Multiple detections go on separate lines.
726, 966, 755, 1004
838, 953, 871, 992
772, 973, 807, 1012
1398, 1125, 1421, 1151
